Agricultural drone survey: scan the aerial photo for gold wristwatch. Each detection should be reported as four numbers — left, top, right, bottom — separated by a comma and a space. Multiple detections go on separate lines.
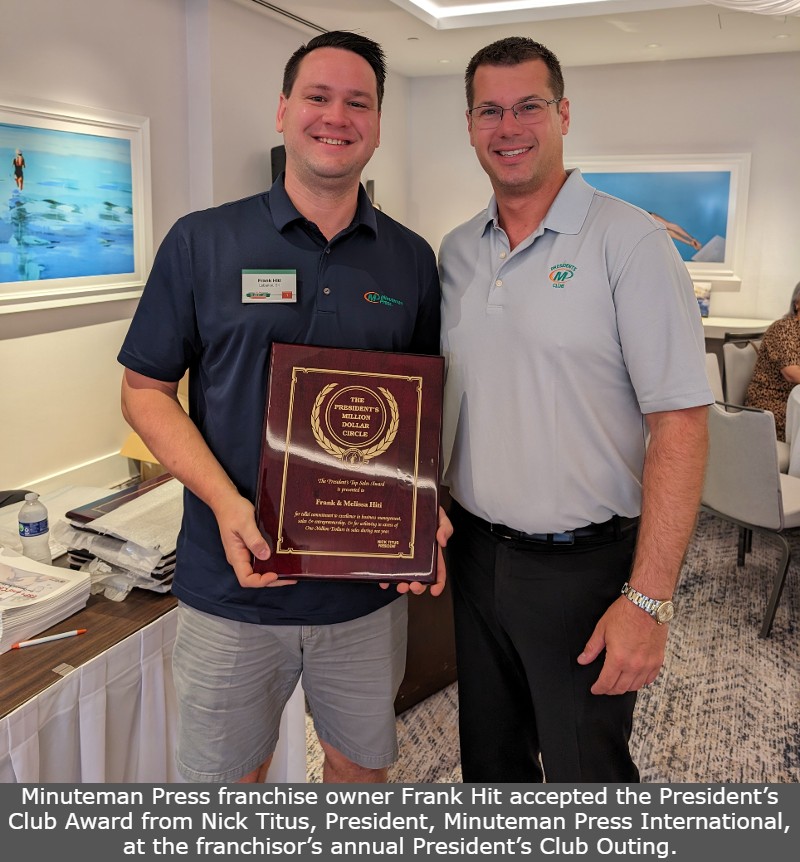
620, 582, 675, 625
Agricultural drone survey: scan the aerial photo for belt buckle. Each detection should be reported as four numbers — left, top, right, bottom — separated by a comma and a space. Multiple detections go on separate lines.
551, 532, 575, 545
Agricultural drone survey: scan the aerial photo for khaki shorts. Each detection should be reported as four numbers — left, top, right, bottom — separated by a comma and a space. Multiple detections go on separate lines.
172, 597, 408, 782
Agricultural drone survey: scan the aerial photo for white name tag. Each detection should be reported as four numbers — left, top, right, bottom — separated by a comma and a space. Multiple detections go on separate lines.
241, 269, 297, 303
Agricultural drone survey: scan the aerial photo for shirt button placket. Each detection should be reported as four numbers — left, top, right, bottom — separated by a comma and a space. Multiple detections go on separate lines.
489, 259, 507, 308
319, 245, 333, 305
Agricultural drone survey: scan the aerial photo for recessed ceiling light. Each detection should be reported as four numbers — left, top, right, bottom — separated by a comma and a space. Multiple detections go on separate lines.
646, 43, 661, 49
438, 58, 451, 64
775, 33, 790, 39
394, 0, 615, 19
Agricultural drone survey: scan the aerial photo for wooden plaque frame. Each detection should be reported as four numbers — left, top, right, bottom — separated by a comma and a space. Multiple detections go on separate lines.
254, 343, 444, 582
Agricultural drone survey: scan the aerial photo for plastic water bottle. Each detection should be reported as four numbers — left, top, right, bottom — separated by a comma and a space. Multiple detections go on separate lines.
18, 492, 52, 565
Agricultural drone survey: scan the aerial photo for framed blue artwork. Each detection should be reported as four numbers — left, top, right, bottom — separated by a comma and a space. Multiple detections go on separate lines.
567, 153, 750, 288
0, 95, 152, 313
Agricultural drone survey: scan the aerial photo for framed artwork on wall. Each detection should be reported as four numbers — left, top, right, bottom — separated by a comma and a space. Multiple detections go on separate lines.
0, 95, 152, 314
567, 153, 750, 289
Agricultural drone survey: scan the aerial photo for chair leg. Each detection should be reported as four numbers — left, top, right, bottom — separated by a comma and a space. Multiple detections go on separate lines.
737, 527, 750, 566
760, 534, 791, 639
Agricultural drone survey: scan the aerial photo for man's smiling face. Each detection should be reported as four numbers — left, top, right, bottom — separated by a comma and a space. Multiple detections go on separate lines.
277, 46, 381, 190
468, 58, 569, 198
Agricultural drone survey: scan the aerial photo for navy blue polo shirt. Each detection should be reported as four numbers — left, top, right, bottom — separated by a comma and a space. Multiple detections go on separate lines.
118, 177, 440, 624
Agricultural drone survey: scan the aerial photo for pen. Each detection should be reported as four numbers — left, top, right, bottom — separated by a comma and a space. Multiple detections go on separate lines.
11, 629, 88, 649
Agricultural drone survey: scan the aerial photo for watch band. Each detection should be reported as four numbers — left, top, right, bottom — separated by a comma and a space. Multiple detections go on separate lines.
620, 582, 675, 624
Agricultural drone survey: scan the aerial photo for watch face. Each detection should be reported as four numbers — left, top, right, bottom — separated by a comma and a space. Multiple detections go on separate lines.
656, 601, 675, 624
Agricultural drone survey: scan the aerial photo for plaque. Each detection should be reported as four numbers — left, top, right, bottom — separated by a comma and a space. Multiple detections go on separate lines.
254, 343, 444, 582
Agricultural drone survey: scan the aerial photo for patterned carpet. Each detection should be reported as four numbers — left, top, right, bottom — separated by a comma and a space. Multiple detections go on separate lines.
306, 512, 800, 783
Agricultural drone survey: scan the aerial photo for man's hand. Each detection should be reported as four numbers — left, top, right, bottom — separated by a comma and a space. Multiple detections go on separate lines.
214, 492, 296, 589
575, 405, 707, 694
121, 368, 298, 589
576, 597, 668, 694
381, 506, 453, 596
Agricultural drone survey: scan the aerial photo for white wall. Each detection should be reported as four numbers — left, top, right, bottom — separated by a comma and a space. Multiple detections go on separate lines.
1, 0, 797, 493
203, 0, 411, 220
0, 0, 409, 493
0, 0, 192, 492
408, 52, 800, 321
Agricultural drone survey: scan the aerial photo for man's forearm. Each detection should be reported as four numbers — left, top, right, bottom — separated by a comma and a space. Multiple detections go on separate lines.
628, 406, 709, 599
121, 371, 240, 515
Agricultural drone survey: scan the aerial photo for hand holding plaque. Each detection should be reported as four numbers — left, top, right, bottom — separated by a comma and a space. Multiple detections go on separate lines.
254, 343, 444, 583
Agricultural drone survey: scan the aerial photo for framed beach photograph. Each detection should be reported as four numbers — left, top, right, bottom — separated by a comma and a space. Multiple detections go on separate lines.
0, 95, 152, 313
567, 153, 750, 289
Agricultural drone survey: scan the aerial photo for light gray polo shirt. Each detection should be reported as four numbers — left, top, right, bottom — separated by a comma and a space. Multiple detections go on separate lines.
440, 169, 713, 534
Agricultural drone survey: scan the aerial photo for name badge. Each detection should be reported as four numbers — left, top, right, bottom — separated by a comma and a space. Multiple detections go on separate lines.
242, 270, 297, 303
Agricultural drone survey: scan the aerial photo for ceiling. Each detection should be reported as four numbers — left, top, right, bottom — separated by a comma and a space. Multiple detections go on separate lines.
240, 0, 799, 75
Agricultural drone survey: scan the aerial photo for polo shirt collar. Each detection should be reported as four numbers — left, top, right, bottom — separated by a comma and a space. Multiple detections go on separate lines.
268, 174, 378, 237
544, 168, 593, 235
482, 167, 594, 238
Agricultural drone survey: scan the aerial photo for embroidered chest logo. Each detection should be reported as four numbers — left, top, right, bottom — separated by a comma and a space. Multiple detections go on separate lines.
549, 263, 577, 287
364, 291, 404, 308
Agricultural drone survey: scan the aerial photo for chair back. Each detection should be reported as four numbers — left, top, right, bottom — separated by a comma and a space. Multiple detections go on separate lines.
702, 402, 784, 530
722, 330, 768, 343
722, 339, 760, 405
705, 354, 723, 402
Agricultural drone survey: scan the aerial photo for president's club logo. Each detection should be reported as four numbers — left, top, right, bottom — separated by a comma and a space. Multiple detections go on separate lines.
549, 263, 577, 286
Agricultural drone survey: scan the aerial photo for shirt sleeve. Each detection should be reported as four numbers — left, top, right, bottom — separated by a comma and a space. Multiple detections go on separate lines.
613, 227, 713, 413
117, 219, 201, 382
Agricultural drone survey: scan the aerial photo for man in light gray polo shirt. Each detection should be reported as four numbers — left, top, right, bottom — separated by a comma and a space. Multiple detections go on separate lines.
440, 36, 713, 782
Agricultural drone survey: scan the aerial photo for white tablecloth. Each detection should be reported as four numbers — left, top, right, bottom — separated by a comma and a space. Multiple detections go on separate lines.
0, 608, 306, 783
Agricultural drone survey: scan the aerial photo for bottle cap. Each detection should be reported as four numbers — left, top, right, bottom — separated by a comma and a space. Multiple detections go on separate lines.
25, 492, 39, 503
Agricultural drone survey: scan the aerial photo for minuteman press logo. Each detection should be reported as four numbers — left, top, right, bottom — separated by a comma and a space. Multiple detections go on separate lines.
364, 291, 405, 308
549, 263, 577, 287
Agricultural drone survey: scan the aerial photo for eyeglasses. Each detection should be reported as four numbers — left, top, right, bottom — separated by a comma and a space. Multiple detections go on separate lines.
468, 98, 561, 129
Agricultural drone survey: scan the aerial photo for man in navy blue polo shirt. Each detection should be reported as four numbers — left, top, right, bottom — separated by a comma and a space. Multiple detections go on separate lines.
118, 31, 448, 784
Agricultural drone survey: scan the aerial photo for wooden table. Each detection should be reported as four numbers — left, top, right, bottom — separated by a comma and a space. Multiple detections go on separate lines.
0, 588, 177, 720
0, 584, 306, 782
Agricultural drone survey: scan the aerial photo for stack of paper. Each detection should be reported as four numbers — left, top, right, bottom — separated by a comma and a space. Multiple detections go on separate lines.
0, 549, 91, 654
55, 475, 183, 601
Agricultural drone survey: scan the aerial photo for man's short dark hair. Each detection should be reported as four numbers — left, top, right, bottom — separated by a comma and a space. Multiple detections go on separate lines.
465, 36, 564, 108
283, 31, 386, 110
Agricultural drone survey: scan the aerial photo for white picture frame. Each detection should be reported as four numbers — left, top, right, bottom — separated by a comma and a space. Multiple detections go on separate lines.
0, 94, 152, 313
567, 153, 750, 289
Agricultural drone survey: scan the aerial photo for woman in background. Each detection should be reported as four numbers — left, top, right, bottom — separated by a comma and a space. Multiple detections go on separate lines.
745, 281, 800, 441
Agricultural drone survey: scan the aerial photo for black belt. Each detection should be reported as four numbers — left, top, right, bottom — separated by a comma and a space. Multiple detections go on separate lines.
453, 501, 639, 546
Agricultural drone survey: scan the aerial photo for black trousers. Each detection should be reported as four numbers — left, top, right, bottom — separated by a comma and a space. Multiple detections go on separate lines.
447, 500, 640, 783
